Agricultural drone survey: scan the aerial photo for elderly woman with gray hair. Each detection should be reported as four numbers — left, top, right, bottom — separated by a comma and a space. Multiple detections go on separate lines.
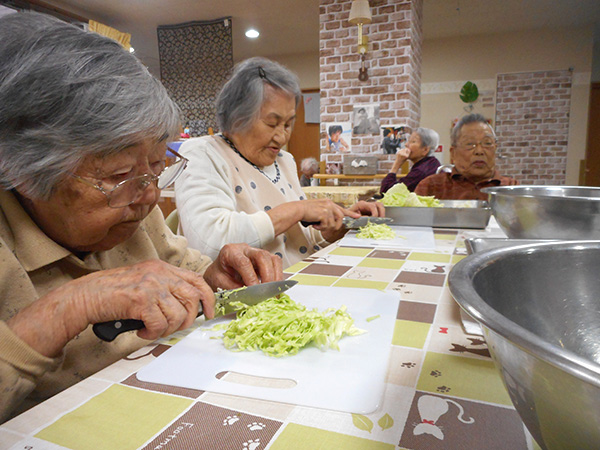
0, 12, 282, 423
299, 157, 320, 187
380, 127, 441, 193
175, 57, 384, 268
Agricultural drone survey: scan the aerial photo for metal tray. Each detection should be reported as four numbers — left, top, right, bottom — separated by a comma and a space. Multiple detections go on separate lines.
386, 200, 491, 229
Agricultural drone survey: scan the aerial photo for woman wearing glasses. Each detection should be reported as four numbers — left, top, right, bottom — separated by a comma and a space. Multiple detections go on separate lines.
174, 57, 384, 269
0, 13, 281, 423
414, 114, 518, 200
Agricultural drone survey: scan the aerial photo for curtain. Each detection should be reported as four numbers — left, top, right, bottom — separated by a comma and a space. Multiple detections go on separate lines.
157, 18, 233, 136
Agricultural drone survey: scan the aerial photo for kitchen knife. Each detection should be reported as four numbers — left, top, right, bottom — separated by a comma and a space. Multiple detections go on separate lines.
93, 279, 298, 342
301, 216, 393, 229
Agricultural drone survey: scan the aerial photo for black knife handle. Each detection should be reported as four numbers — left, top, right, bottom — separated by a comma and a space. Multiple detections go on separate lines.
93, 303, 205, 342
301, 220, 319, 227
93, 319, 145, 342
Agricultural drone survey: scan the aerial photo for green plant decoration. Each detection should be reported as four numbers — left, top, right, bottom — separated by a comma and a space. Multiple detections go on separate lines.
351, 413, 374, 433
460, 81, 479, 104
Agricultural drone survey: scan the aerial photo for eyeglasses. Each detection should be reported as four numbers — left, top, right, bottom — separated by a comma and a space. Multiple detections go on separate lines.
457, 138, 497, 151
70, 149, 188, 208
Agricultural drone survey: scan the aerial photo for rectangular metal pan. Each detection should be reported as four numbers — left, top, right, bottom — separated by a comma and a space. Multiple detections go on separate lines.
385, 200, 491, 229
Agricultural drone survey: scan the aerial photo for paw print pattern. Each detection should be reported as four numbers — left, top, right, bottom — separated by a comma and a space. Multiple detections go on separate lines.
392, 286, 413, 295
437, 385, 451, 393
243, 439, 261, 450
430, 370, 442, 377
401, 362, 416, 368
247, 422, 266, 431
223, 415, 240, 426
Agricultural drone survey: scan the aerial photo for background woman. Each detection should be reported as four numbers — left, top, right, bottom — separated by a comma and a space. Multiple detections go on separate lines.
0, 12, 281, 423
299, 157, 320, 187
175, 57, 384, 268
380, 127, 441, 193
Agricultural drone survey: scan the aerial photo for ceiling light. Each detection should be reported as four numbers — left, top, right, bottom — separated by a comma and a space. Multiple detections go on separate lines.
245, 29, 259, 39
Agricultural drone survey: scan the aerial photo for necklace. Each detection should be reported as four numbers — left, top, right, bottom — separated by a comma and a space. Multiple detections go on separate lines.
220, 134, 281, 184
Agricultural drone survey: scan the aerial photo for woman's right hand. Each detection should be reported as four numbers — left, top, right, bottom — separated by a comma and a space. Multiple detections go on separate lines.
7, 260, 214, 357
267, 198, 360, 240
391, 147, 411, 172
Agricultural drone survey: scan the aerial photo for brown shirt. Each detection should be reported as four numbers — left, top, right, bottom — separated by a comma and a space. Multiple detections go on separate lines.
0, 189, 212, 423
414, 169, 519, 200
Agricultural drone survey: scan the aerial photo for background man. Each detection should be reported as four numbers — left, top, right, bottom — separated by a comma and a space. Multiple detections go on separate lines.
415, 113, 518, 200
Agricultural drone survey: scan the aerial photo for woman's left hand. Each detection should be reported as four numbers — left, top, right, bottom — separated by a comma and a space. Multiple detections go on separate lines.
348, 200, 385, 217
202, 243, 283, 290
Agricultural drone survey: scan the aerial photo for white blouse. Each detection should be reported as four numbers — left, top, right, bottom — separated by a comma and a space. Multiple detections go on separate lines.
174, 135, 328, 268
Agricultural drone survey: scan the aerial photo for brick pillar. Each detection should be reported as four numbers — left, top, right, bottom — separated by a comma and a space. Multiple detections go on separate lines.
495, 70, 572, 185
320, 0, 423, 182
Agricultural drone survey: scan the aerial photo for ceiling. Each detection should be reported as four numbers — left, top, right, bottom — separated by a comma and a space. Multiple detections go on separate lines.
31, 0, 600, 76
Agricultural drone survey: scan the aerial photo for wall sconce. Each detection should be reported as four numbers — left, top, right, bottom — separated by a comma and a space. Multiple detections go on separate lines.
348, 0, 372, 81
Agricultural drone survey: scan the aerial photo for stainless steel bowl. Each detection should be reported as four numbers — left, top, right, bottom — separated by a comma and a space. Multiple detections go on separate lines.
449, 241, 600, 450
482, 185, 600, 239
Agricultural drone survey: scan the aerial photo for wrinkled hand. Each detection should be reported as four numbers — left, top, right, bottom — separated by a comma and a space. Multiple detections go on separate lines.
203, 243, 283, 292
300, 199, 354, 231
397, 147, 411, 160
8, 260, 215, 357
348, 200, 385, 217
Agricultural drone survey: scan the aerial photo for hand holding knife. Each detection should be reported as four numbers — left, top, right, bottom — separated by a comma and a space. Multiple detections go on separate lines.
93, 279, 298, 342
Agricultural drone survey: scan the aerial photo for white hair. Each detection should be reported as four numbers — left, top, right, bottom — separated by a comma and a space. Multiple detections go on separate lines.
0, 12, 180, 200
300, 157, 319, 172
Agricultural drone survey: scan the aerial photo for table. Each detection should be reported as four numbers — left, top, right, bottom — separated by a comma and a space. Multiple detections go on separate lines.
302, 185, 380, 207
0, 219, 537, 450
313, 173, 387, 186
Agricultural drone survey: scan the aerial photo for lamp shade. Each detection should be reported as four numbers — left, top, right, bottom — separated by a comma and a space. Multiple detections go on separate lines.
348, 0, 372, 25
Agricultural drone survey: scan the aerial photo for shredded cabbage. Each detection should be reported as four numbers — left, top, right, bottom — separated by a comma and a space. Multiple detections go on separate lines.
213, 294, 366, 357
381, 183, 442, 208
214, 286, 247, 316
356, 222, 396, 240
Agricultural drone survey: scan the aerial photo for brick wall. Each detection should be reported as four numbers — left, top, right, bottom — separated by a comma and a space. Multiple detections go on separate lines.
319, 0, 423, 184
495, 70, 572, 185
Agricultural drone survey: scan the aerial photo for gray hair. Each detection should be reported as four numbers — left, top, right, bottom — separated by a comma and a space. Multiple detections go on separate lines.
0, 12, 181, 200
415, 127, 439, 156
300, 157, 319, 172
216, 57, 301, 134
451, 113, 495, 146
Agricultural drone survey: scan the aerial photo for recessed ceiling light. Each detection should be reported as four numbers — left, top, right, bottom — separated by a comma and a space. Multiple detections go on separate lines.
245, 29, 259, 39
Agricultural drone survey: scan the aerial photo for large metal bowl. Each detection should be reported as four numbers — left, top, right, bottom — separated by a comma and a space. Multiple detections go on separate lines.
449, 241, 600, 450
481, 185, 600, 239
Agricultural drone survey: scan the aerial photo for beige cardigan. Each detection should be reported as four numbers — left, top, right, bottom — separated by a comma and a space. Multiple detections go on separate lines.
0, 189, 212, 422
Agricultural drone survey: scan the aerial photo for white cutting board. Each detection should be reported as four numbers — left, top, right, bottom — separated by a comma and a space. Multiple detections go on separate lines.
137, 285, 400, 414
339, 225, 435, 250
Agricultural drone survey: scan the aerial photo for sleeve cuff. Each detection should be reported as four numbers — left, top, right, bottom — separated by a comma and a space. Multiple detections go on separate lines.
248, 211, 275, 246
0, 321, 63, 378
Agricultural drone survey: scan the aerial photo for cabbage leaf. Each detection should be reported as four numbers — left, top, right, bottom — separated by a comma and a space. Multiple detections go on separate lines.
214, 294, 366, 357
381, 183, 441, 208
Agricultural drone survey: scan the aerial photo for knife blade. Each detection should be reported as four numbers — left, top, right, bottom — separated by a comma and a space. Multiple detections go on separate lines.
92, 279, 298, 342
342, 216, 393, 229
301, 216, 392, 228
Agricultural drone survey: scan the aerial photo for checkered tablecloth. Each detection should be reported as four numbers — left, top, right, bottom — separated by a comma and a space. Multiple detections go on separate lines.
0, 221, 540, 450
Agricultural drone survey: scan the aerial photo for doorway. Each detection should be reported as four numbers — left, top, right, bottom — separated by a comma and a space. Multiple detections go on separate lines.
287, 89, 320, 179
584, 82, 600, 186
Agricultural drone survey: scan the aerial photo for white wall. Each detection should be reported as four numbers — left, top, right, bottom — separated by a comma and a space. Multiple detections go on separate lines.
421, 25, 593, 185
271, 51, 320, 91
